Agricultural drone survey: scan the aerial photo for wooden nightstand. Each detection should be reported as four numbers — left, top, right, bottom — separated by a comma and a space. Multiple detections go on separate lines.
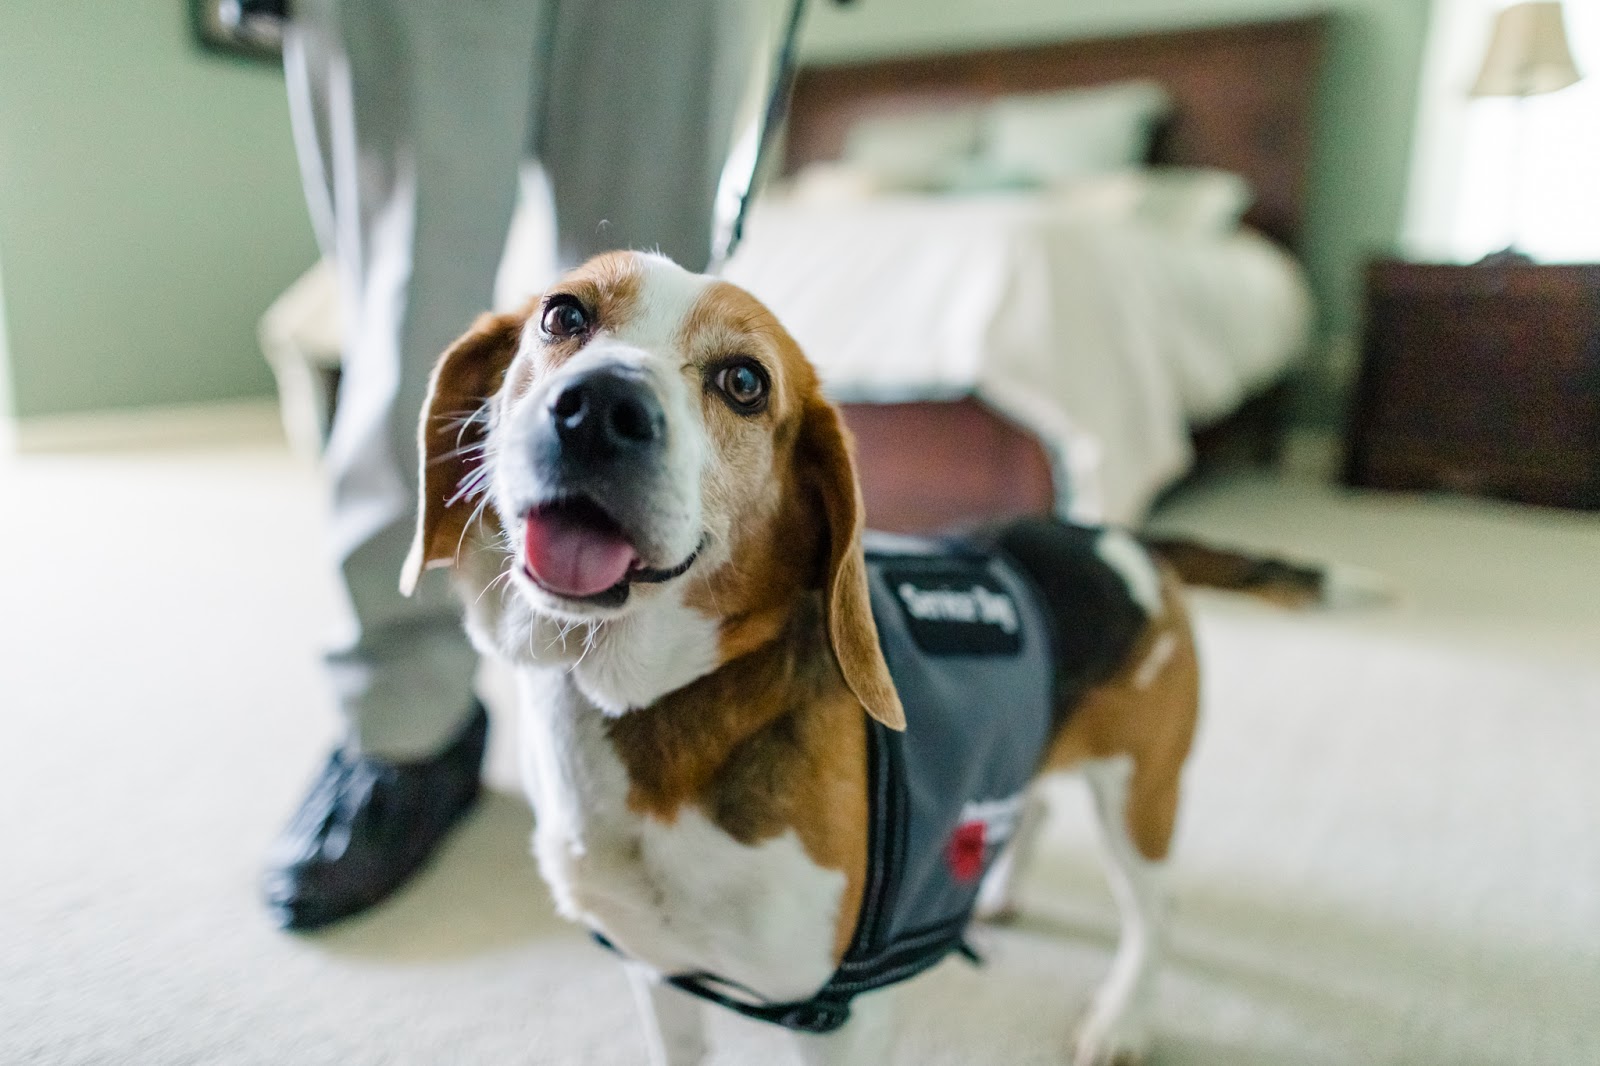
1344, 259, 1600, 509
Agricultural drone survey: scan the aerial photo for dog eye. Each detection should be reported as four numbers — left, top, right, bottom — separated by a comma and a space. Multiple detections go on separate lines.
712, 360, 770, 413
541, 296, 590, 339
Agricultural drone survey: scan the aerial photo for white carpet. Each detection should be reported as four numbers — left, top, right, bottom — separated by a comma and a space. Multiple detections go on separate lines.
2, 443, 1597, 1065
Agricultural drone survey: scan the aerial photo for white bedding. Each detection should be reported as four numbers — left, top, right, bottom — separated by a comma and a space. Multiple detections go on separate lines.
722, 193, 1312, 525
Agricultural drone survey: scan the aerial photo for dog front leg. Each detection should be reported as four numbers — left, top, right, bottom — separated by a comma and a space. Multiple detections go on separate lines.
626, 964, 709, 1066
790, 987, 897, 1066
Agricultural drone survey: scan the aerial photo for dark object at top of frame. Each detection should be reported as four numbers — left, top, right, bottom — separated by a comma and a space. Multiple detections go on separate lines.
189, 0, 286, 64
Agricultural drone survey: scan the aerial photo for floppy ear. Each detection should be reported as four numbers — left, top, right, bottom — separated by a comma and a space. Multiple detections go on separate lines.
798, 396, 906, 731
399, 310, 524, 596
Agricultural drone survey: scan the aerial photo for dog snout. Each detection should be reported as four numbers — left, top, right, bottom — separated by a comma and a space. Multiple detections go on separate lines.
548, 367, 665, 464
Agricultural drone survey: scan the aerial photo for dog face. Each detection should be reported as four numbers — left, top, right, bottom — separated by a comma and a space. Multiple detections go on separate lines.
403, 252, 902, 727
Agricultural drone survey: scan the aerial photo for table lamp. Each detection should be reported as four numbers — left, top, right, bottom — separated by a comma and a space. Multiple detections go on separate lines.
1470, 1, 1583, 262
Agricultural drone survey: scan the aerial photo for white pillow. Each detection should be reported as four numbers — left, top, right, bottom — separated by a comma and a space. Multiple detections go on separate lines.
929, 156, 1043, 195
1049, 167, 1255, 236
981, 80, 1172, 184
784, 161, 915, 202
839, 107, 983, 186
784, 156, 1045, 202
1133, 167, 1254, 235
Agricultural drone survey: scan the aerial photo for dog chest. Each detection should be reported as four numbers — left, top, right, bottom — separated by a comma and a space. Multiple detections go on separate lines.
516, 670, 845, 1002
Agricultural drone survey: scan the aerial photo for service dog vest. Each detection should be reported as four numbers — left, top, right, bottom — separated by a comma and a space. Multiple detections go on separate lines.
598, 531, 1062, 1033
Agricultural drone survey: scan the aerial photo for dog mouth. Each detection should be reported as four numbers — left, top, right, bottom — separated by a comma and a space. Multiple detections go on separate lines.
521, 496, 699, 607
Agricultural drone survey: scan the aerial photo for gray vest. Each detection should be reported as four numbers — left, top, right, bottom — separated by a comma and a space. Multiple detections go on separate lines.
633, 532, 1059, 1033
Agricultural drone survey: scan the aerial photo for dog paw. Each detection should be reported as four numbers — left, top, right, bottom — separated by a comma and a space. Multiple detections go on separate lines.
1070, 1010, 1150, 1066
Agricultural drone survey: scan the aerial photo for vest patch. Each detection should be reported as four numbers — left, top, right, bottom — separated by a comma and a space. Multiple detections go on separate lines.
945, 793, 1028, 882
883, 565, 1023, 656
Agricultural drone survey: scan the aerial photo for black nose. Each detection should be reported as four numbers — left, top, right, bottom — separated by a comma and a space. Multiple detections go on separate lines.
548, 367, 664, 461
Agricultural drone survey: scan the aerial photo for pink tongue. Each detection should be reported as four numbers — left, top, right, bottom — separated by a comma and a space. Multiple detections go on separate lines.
523, 509, 637, 598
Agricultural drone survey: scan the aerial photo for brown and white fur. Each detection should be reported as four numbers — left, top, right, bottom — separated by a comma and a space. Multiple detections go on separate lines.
402, 251, 1226, 1065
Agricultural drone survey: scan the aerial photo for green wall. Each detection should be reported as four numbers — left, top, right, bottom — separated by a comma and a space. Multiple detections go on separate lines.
0, 1, 1428, 422
0, 0, 316, 420
802, 0, 1434, 421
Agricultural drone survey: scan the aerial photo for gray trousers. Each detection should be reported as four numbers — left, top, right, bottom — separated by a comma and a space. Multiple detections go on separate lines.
284, 0, 781, 758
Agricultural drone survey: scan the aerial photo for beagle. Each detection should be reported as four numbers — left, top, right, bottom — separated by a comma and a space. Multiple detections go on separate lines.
400, 251, 1326, 1065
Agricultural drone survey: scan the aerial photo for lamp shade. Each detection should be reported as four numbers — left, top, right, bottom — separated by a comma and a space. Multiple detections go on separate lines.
1471, 2, 1583, 97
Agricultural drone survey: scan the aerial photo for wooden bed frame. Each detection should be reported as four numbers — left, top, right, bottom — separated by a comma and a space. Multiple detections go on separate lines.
780, 16, 1328, 531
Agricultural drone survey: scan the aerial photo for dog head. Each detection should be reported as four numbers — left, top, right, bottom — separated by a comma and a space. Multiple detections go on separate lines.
401, 251, 903, 728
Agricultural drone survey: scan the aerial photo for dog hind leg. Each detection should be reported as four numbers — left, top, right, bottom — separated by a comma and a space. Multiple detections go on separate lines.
1072, 755, 1173, 1066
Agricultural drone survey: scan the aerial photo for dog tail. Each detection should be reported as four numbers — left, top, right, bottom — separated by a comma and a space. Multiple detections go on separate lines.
1143, 537, 1395, 609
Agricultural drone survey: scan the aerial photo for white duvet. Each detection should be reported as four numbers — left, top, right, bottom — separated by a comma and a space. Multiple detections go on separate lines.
722, 193, 1312, 525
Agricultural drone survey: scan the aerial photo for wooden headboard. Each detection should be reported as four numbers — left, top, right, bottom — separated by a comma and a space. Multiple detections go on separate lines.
782, 16, 1328, 252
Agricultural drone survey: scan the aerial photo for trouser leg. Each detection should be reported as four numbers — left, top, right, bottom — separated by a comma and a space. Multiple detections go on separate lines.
284, 0, 546, 759
535, 0, 784, 272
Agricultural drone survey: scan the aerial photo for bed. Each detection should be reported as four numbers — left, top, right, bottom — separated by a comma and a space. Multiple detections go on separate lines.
722, 16, 1328, 530
259, 18, 1327, 529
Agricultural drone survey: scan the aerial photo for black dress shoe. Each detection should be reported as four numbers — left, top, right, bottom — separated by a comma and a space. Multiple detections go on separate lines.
262, 701, 488, 931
